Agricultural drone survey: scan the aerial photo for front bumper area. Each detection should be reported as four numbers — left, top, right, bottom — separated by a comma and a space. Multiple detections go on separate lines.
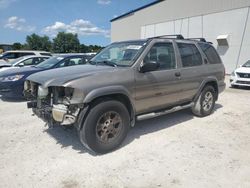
230, 76, 250, 87
27, 100, 82, 126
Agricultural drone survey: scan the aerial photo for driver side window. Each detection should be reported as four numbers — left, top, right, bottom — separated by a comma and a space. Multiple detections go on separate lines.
144, 42, 176, 70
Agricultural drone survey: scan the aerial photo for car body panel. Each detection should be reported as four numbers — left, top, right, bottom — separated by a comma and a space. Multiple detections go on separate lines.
0, 54, 92, 98
24, 38, 225, 125
230, 66, 250, 87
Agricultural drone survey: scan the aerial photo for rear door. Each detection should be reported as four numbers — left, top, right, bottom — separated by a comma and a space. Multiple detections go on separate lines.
135, 40, 183, 114
175, 41, 206, 102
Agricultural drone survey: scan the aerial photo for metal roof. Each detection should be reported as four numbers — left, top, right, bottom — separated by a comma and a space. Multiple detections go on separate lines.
110, 0, 164, 22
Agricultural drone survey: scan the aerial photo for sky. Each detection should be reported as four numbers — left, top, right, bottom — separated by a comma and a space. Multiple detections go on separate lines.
0, 0, 155, 46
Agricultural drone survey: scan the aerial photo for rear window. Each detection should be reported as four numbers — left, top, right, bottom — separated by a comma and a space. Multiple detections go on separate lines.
198, 43, 222, 64
177, 43, 203, 67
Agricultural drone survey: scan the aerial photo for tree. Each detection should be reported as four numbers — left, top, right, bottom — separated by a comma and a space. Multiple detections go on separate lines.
12, 42, 22, 50
88, 45, 103, 52
52, 32, 80, 53
26, 33, 52, 51
79, 44, 88, 53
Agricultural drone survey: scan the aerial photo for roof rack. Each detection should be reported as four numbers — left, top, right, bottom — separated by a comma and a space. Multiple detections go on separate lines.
149, 34, 184, 40
187, 38, 207, 42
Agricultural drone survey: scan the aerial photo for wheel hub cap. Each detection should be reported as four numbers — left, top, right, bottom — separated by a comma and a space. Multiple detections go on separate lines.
202, 91, 213, 111
96, 111, 122, 143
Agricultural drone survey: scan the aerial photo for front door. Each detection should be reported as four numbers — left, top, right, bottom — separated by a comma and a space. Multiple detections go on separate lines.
135, 42, 182, 114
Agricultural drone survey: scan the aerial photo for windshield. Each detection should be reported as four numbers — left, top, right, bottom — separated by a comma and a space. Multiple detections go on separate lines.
242, 60, 250, 67
36, 56, 62, 69
10, 57, 26, 65
90, 41, 147, 67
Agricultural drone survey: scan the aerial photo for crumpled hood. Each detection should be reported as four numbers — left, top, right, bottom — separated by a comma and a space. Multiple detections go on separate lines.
27, 65, 115, 87
235, 67, 250, 74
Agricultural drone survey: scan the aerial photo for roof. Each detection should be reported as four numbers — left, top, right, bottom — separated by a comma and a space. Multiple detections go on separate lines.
53, 53, 89, 57
53, 53, 94, 57
110, 0, 164, 22
3, 50, 50, 53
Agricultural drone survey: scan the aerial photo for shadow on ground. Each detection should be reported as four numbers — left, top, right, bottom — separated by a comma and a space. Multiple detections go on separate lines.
44, 103, 223, 155
0, 96, 26, 103
230, 86, 250, 91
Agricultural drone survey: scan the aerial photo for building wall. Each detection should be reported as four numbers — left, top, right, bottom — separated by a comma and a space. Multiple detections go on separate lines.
111, 0, 250, 73
141, 7, 250, 73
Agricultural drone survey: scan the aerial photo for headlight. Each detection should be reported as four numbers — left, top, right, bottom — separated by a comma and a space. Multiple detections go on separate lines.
231, 71, 235, 76
38, 86, 48, 98
24, 80, 30, 91
0, 74, 24, 82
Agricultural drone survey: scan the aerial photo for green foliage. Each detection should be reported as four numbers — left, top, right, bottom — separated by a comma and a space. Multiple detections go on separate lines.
52, 32, 80, 53
10, 32, 104, 53
12, 42, 22, 50
26, 33, 52, 51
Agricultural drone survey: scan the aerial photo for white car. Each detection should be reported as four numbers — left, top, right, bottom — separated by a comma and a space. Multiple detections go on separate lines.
230, 60, 250, 87
0, 50, 51, 63
0, 55, 50, 72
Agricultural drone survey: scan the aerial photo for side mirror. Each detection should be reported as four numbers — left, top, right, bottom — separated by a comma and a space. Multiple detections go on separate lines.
18, 62, 24, 67
140, 61, 159, 73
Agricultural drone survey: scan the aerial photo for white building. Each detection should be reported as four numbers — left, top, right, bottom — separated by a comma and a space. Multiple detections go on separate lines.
111, 0, 250, 73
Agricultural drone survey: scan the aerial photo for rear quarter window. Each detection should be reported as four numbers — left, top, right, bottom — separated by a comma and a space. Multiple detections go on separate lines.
19, 52, 35, 57
40, 53, 52, 56
198, 43, 222, 64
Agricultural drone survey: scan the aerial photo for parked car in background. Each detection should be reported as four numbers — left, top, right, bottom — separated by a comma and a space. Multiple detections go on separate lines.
0, 54, 91, 99
0, 55, 50, 71
230, 60, 250, 87
24, 35, 226, 154
0, 50, 52, 63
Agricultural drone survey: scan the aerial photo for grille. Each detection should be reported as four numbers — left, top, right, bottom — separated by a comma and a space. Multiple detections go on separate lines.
237, 72, 250, 78
236, 81, 250, 85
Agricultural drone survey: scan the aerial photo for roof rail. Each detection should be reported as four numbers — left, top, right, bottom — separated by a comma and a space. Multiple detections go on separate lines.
149, 34, 184, 40
187, 38, 207, 42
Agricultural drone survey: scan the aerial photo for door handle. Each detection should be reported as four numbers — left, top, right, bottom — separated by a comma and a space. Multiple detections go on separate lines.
175, 72, 181, 77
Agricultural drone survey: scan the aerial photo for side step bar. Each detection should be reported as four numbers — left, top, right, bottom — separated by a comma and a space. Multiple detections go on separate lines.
137, 102, 194, 121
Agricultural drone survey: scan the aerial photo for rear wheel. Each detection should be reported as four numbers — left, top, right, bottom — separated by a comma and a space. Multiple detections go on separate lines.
192, 85, 216, 117
79, 100, 130, 154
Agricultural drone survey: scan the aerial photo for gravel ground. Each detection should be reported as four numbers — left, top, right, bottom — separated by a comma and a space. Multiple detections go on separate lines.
0, 78, 250, 188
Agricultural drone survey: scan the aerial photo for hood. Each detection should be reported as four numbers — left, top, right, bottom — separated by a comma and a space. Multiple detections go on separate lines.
27, 65, 115, 87
0, 66, 43, 77
0, 62, 11, 67
235, 67, 250, 74
0, 67, 18, 73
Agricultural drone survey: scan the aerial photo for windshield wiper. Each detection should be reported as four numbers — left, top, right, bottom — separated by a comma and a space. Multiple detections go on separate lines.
91, 60, 118, 67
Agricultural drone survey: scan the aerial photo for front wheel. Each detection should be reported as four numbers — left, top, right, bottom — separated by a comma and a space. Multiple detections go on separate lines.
79, 100, 130, 154
192, 85, 216, 117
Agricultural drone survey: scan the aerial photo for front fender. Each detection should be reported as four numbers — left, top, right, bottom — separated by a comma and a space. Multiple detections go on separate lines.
83, 85, 133, 104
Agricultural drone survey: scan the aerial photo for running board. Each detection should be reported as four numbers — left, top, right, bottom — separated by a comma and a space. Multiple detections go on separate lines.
137, 102, 194, 121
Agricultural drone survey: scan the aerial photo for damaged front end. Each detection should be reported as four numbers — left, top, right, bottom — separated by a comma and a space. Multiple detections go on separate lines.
24, 80, 86, 127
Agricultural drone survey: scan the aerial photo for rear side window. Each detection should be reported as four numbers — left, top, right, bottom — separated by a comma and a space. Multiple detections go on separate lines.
198, 43, 222, 64
40, 53, 52, 56
177, 43, 203, 67
19, 52, 35, 57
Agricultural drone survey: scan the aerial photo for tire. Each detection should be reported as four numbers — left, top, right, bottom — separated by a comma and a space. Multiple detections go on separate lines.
79, 100, 130, 154
192, 85, 216, 117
